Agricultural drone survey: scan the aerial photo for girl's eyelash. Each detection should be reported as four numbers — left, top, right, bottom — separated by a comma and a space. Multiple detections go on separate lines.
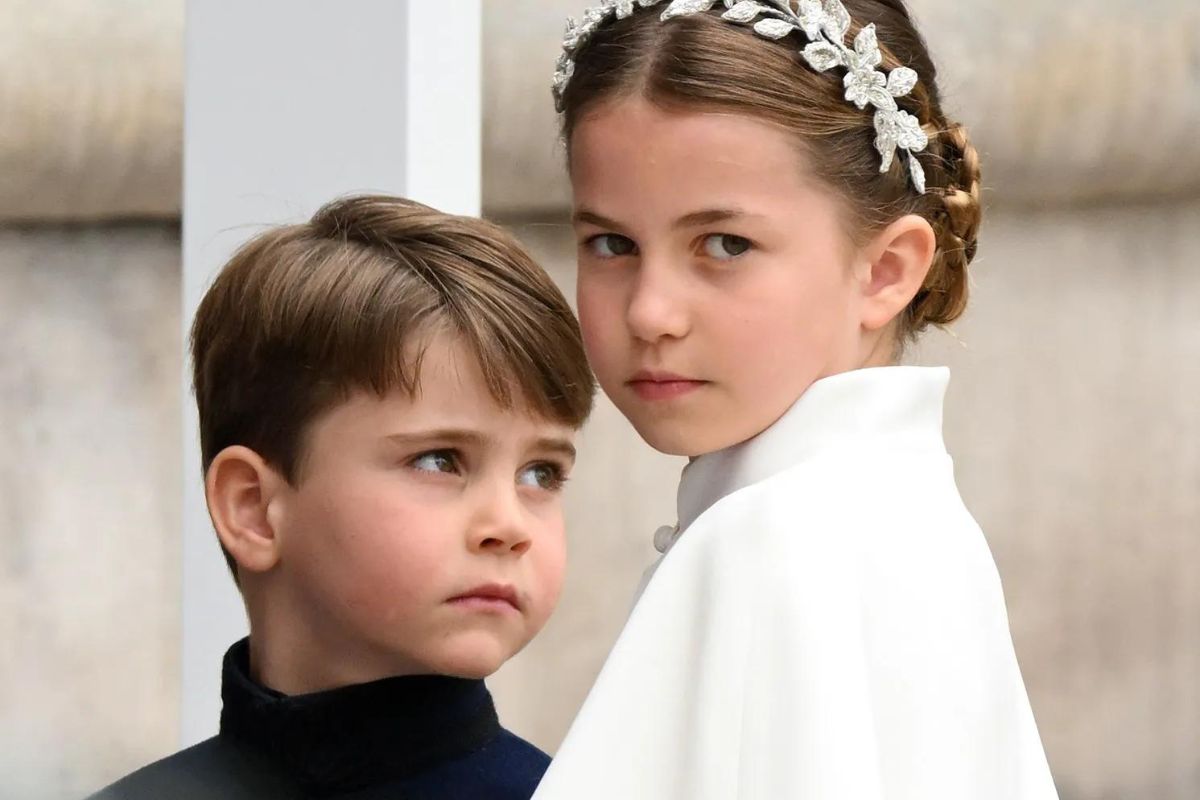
584, 233, 638, 258
699, 233, 755, 260
583, 232, 754, 260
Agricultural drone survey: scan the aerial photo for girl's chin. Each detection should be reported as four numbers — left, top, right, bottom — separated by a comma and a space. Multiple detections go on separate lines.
632, 422, 719, 458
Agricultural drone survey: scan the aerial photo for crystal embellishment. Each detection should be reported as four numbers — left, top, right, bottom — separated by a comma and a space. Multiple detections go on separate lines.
552, 0, 929, 193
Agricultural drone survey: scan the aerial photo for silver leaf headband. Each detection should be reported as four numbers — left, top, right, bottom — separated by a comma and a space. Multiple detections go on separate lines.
552, 0, 929, 193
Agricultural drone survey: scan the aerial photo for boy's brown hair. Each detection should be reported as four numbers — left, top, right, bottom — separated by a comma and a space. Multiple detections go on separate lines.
191, 194, 595, 575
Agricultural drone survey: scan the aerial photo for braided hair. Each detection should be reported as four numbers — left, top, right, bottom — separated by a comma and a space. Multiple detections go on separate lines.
559, 0, 983, 342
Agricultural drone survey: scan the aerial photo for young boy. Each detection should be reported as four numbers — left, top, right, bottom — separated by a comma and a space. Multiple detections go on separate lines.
92, 195, 595, 799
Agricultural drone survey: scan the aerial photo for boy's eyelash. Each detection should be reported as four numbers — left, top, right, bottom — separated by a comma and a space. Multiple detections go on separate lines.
408, 449, 462, 471
407, 451, 570, 491
526, 460, 570, 492
543, 461, 571, 487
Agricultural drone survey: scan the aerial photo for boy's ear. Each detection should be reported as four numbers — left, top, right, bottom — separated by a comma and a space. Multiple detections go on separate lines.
855, 214, 937, 332
205, 446, 288, 575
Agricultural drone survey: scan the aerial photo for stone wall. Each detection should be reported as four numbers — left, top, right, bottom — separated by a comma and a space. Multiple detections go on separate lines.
1, 1, 1197, 798
0, 223, 181, 799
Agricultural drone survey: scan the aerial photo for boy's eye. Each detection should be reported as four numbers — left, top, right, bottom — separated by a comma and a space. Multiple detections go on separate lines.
586, 233, 638, 258
702, 234, 752, 260
411, 450, 460, 474
517, 462, 568, 492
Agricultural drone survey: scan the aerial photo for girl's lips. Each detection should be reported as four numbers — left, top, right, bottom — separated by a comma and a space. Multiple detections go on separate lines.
627, 378, 708, 401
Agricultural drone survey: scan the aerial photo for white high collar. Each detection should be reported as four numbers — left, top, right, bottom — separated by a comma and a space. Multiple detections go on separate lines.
676, 366, 951, 534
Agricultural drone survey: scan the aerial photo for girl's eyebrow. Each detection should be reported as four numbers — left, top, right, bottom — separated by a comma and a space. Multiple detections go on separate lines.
572, 208, 625, 230
573, 207, 764, 231
673, 207, 745, 228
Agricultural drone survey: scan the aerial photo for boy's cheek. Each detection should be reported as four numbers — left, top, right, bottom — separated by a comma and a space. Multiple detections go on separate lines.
534, 534, 569, 614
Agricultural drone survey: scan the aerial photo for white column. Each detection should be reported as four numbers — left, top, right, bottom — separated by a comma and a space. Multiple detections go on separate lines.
181, 0, 481, 746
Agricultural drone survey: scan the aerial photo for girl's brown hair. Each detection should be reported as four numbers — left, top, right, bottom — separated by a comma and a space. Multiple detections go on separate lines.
558, 0, 982, 340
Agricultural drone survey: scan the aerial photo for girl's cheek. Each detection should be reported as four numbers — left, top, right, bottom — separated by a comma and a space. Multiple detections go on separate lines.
578, 288, 613, 335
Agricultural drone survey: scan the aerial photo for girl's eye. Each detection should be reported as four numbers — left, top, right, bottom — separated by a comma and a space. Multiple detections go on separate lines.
410, 450, 460, 475
586, 234, 638, 258
702, 234, 752, 260
517, 462, 568, 492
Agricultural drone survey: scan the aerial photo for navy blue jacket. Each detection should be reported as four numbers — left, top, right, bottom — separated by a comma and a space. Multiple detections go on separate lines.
90, 639, 549, 799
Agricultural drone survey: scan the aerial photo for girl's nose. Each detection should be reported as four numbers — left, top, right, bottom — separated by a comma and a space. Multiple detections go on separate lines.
626, 261, 690, 343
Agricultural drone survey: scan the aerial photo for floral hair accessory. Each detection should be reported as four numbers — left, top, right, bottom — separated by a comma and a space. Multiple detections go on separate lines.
552, 0, 930, 193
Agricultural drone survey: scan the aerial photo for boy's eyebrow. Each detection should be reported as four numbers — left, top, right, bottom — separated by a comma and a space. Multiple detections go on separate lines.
534, 437, 577, 465
384, 430, 577, 464
386, 429, 488, 449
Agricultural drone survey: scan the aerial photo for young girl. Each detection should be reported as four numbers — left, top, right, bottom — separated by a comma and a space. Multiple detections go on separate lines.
534, 1, 1058, 798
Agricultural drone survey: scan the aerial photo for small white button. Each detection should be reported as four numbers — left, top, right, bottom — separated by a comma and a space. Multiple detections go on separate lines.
653, 524, 680, 554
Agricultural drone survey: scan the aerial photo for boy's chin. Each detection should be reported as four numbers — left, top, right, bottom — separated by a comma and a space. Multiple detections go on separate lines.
423, 635, 520, 680
440, 661, 500, 681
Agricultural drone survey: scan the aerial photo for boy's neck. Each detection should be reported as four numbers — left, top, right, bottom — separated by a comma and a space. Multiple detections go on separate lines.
243, 583, 425, 695
246, 630, 425, 696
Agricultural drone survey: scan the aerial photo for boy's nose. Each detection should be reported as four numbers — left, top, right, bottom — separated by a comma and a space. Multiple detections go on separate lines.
467, 487, 532, 555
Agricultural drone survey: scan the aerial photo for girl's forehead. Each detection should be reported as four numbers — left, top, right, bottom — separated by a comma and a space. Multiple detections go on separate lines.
573, 97, 808, 178
570, 98, 823, 219
576, 96, 794, 155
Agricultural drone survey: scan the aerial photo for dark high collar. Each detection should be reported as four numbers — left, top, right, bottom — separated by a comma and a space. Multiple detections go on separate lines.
218, 638, 500, 796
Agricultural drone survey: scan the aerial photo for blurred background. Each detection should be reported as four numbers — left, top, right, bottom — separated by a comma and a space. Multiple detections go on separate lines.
1, 0, 1197, 798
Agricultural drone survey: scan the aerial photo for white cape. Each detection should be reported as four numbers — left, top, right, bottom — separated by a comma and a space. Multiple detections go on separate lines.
535, 367, 1058, 799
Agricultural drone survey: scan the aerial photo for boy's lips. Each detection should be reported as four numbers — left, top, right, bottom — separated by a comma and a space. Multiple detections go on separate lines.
627, 370, 708, 401
447, 583, 522, 613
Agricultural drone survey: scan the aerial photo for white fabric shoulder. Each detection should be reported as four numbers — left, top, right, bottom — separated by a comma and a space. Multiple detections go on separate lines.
534, 449, 1058, 799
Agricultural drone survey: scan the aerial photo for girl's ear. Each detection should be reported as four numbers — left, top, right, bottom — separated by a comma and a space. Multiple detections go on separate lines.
855, 214, 937, 332
205, 446, 288, 576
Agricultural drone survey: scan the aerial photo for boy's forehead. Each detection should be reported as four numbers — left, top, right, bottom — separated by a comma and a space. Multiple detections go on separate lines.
330, 350, 564, 437
406, 334, 574, 427
384, 383, 575, 439
311, 384, 574, 457
302, 331, 578, 455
